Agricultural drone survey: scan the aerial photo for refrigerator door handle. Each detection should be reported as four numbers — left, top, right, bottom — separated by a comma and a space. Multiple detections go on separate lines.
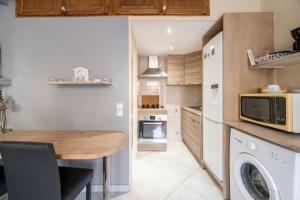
203, 116, 223, 125
210, 84, 219, 89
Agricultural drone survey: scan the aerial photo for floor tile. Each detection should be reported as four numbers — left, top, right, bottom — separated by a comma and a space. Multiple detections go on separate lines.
111, 184, 152, 200
165, 186, 207, 200
182, 169, 223, 200
134, 169, 180, 200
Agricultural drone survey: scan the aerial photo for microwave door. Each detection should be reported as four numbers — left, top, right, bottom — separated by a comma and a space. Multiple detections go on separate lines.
241, 97, 272, 123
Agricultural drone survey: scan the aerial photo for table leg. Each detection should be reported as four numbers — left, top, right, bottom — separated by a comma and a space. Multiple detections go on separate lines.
103, 156, 110, 200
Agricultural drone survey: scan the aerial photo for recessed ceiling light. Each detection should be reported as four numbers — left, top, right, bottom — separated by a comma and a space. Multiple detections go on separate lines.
169, 46, 174, 50
167, 27, 172, 34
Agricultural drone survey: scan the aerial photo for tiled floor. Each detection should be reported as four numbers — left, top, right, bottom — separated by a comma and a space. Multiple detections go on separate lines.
1, 142, 222, 200
77, 141, 223, 200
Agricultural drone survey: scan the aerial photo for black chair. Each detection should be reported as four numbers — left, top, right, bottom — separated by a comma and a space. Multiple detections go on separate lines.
0, 166, 7, 197
0, 141, 93, 200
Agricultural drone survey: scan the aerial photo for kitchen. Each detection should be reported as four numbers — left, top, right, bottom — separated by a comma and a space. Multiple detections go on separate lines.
0, 0, 299, 200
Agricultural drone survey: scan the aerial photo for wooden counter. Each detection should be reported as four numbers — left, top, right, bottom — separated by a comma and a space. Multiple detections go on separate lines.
137, 109, 167, 115
225, 121, 300, 152
0, 130, 128, 160
181, 106, 202, 116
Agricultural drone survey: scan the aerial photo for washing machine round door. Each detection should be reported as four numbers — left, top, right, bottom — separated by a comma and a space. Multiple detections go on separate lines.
235, 153, 280, 200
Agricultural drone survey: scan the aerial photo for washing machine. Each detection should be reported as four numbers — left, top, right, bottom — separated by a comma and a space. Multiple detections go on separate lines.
230, 128, 300, 200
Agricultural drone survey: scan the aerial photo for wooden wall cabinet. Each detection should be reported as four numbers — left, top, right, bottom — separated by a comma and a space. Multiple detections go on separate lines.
16, 0, 63, 16
181, 108, 202, 164
65, 0, 109, 15
167, 51, 202, 86
184, 51, 202, 85
16, 0, 210, 16
163, 0, 209, 16
16, 0, 109, 16
167, 55, 185, 85
113, 0, 161, 15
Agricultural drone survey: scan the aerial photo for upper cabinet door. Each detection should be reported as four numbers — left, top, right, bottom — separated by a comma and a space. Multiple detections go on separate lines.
185, 51, 203, 85
163, 0, 209, 15
16, 0, 63, 16
114, 0, 161, 15
66, 0, 109, 15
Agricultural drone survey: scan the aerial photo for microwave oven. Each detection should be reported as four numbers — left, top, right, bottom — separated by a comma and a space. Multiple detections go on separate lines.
240, 93, 300, 133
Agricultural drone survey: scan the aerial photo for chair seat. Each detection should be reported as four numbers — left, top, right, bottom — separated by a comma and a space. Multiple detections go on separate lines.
59, 167, 93, 200
0, 166, 6, 196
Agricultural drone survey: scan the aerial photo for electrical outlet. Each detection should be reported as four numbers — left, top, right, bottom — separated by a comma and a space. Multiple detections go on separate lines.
116, 110, 123, 117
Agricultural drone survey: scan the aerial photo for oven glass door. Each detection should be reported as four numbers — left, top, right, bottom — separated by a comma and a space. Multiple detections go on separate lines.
241, 97, 272, 123
139, 121, 166, 139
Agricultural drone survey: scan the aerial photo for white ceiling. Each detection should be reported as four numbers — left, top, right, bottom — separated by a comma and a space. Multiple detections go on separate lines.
131, 20, 214, 56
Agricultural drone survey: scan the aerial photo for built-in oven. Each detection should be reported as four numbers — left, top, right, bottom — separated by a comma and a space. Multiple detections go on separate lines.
138, 115, 167, 143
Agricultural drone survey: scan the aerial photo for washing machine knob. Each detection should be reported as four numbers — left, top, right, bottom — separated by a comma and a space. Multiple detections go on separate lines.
248, 142, 256, 150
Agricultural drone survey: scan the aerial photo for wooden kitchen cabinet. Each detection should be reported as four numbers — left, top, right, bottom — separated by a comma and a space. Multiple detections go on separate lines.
181, 108, 202, 164
184, 51, 202, 85
163, 0, 209, 15
16, 0, 63, 16
167, 55, 185, 85
16, 0, 210, 16
113, 0, 161, 15
65, 0, 109, 15
16, 0, 109, 16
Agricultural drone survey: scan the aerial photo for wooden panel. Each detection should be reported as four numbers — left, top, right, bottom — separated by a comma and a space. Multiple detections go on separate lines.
164, 0, 209, 16
223, 124, 231, 200
16, 0, 62, 16
138, 142, 167, 151
66, 0, 109, 15
167, 55, 185, 85
181, 108, 203, 165
226, 121, 300, 153
185, 51, 202, 85
0, 131, 128, 160
114, 0, 161, 15
137, 109, 167, 115
223, 13, 274, 122
141, 95, 160, 106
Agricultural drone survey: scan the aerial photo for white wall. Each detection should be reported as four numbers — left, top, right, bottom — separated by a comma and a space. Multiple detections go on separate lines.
210, 0, 261, 20
261, 0, 300, 89
261, 0, 300, 50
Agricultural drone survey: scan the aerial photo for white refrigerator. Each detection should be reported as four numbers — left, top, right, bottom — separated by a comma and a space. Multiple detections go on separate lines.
202, 32, 223, 182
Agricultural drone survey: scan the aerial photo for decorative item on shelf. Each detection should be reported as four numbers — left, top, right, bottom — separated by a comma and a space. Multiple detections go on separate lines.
247, 48, 300, 69
260, 85, 288, 94
73, 67, 89, 82
255, 51, 294, 65
291, 27, 300, 51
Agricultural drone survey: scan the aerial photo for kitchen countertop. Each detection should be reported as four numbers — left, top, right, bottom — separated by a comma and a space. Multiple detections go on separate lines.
181, 106, 202, 116
138, 108, 168, 115
225, 121, 300, 153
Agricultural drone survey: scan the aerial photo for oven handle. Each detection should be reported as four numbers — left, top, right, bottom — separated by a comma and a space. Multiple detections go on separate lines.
143, 122, 163, 125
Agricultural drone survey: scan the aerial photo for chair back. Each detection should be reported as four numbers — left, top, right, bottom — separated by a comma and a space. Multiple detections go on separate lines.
0, 141, 61, 200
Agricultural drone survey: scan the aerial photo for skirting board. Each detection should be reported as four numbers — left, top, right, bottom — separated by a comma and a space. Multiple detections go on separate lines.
81, 184, 130, 193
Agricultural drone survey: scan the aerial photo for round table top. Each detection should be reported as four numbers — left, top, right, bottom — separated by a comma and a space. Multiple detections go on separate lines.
0, 131, 128, 160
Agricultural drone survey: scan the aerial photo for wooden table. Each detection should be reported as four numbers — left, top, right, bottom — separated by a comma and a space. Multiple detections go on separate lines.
0, 130, 128, 200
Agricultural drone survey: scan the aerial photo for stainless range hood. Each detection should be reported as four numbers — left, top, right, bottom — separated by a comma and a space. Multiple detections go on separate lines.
140, 56, 168, 78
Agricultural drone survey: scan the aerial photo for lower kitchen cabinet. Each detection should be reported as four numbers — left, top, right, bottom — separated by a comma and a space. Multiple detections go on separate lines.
181, 108, 202, 165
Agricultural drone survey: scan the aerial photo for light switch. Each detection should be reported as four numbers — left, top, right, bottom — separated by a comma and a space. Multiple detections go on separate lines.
116, 103, 123, 110
117, 110, 124, 117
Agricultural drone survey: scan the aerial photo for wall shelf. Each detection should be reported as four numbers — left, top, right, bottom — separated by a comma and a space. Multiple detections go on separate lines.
249, 51, 300, 69
46, 80, 112, 85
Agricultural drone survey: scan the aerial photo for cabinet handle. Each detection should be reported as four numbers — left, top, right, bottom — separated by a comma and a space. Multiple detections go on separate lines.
162, 5, 167, 10
61, 6, 67, 15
